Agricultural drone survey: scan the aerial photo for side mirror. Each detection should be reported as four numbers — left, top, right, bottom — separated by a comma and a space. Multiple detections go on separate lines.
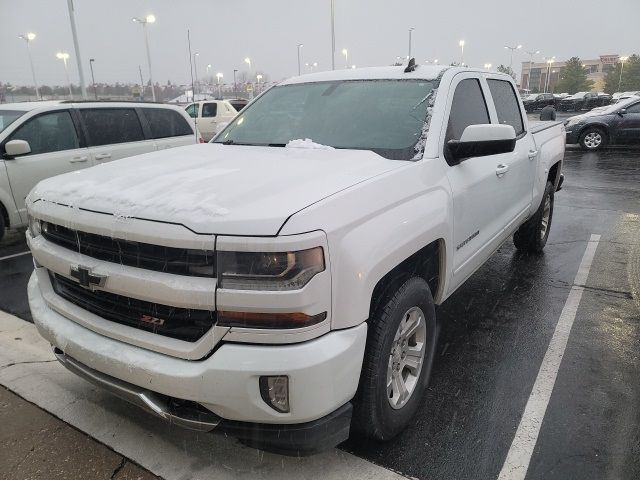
4, 139, 31, 158
618, 108, 627, 116
447, 124, 516, 164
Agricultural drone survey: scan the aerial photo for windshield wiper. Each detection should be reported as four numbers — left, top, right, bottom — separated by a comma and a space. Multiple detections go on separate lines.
219, 139, 285, 147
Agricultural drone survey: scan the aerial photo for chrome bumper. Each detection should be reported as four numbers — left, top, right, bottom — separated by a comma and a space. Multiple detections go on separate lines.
53, 346, 221, 432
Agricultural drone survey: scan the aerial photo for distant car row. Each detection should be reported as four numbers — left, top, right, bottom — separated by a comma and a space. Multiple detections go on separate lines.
523, 92, 613, 112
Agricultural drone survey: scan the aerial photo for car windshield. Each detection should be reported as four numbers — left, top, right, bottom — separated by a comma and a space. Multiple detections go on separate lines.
214, 79, 435, 160
0, 110, 27, 133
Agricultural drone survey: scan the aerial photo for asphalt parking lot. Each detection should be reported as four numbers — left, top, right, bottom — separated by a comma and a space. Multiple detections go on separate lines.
1, 141, 639, 479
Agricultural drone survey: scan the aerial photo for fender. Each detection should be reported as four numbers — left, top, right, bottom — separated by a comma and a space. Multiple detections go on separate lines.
0, 161, 22, 229
280, 157, 453, 330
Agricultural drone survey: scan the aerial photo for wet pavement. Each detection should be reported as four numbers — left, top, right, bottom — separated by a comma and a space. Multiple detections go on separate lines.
0, 145, 639, 479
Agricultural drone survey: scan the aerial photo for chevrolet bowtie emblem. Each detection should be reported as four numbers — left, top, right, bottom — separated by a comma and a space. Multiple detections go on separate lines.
70, 265, 107, 290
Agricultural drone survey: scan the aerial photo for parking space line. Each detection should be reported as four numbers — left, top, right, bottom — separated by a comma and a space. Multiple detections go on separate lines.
0, 251, 31, 262
498, 234, 601, 480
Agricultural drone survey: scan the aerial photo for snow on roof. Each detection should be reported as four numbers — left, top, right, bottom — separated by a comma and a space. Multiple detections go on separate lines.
0, 100, 64, 111
280, 65, 449, 85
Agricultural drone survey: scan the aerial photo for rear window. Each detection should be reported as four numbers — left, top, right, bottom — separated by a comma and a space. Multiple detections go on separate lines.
487, 79, 524, 136
202, 103, 218, 118
80, 108, 145, 146
142, 108, 193, 138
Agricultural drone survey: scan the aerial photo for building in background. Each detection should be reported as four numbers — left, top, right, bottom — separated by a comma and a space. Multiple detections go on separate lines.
521, 55, 619, 93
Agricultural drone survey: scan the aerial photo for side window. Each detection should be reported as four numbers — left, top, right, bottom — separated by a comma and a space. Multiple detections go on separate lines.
202, 103, 218, 118
142, 108, 193, 138
487, 79, 524, 136
80, 108, 145, 146
445, 78, 490, 144
185, 103, 199, 118
626, 103, 640, 113
8, 110, 80, 155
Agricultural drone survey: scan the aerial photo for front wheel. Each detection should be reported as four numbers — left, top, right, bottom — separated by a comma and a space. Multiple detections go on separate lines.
513, 181, 555, 253
353, 277, 437, 440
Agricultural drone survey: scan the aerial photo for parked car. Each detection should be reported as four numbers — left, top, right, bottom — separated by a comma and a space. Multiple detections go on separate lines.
611, 92, 640, 104
185, 100, 238, 141
558, 91, 611, 111
522, 93, 557, 112
0, 101, 199, 241
26, 66, 565, 455
564, 96, 640, 150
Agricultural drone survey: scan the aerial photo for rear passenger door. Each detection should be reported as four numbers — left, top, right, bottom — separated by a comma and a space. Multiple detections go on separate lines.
79, 108, 156, 164
198, 102, 219, 141
485, 77, 535, 230
140, 108, 195, 150
2, 109, 90, 219
616, 101, 640, 144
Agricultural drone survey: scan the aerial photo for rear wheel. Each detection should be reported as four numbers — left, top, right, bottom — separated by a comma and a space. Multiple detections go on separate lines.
514, 181, 555, 253
353, 277, 437, 440
579, 127, 607, 151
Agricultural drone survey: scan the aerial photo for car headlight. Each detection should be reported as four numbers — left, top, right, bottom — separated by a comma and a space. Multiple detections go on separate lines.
564, 117, 583, 128
217, 247, 325, 291
27, 214, 42, 237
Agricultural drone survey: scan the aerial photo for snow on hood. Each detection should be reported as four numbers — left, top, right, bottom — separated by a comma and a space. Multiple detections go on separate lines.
28, 143, 403, 235
286, 138, 334, 150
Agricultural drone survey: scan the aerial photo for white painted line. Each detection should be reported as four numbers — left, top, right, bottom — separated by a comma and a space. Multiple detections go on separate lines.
498, 234, 601, 480
0, 310, 404, 480
0, 251, 30, 262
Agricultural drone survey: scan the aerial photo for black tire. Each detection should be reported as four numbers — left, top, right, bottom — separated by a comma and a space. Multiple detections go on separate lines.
513, 181, 555, 253
353, 277, 437, 440
579, 127, 607, 151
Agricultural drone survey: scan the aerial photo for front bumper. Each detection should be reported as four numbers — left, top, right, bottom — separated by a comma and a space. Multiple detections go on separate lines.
28, 271, 367, 448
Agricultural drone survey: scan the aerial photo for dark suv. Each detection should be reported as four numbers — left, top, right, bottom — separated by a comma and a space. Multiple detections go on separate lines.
564, 97, 640, 150
522, 93, 556, 112
559, 92, 611, 112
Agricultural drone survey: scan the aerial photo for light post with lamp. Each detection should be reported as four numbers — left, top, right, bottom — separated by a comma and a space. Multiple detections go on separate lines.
18, 33, 40, 99
56, 52, 73, 98
459, 40, 465, 66
216, 73, 223, 98
132, 14, 157, 101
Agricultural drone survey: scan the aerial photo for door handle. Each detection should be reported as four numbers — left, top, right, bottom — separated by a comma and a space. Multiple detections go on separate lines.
495, 164, 510, 177
95, 153, 111, 160
528, 149, 539, 160
69, 156, 88, 163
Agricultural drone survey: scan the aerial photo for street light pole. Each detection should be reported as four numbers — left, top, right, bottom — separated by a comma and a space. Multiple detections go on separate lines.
66, 0, 87, 99
504, 43, 522, 69
216, 73, 223, 98
459, 40, 465, 66
330, 0, 335, 70
89, 58, 97, 100
56, 52, 73, 98
342, 48, 348, 68
193, 52, 199, 96
524, 49, 540, 92
18, 33, 40, 100
408, 27, 414, 59
233, 69, 238, 98
618, 56, 629, 92
544, 57, 555, 93
297, 43, 303, 75
133, 14, 157, 101
244, 57, 253, 99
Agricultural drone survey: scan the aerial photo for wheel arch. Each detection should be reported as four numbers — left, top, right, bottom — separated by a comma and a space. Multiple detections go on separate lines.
578, 122, 610, 140
0, 199, 9, 229
369, 239, 445, 320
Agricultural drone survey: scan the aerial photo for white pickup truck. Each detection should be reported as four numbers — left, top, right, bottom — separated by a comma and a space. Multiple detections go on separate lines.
26, 65, 564, 455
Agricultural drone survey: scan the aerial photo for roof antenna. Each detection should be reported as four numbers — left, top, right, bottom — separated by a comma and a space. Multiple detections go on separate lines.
404, 58, 417, 73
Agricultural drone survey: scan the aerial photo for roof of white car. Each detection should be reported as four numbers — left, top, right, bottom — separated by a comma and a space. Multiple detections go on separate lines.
0, 100, 64, 111
280, 65, 453, 85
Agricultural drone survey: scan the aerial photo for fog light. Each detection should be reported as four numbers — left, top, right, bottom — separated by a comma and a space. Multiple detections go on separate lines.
259, 376, 289, 413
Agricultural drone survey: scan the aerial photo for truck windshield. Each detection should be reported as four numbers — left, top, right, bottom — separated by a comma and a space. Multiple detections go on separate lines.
0, 110, 26, 133
214, 79, 435, 160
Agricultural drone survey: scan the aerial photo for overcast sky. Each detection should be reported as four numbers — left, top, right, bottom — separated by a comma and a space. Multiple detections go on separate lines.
1, 0, 638, 87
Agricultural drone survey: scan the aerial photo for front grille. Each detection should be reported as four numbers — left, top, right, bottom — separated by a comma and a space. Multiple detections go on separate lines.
51, 273, 216, 342
42, 223, 215, 277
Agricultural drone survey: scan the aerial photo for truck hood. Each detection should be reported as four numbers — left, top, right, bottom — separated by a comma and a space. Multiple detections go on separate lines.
28, 143, 404, 235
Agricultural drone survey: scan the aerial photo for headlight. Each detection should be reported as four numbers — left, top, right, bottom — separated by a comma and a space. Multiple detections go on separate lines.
27, 214, 42, 237
564, 116, 583, 128
217, 247, 325, 291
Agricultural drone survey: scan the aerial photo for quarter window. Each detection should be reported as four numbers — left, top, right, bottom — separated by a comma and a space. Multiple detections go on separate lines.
80, 108, 145, 146
625, 103, 640, 113
445, 78, 490, 144
142, 108, 193, 138
7, 110, 80, 155
487, 79, 525, 136
185, 103, 199, 118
